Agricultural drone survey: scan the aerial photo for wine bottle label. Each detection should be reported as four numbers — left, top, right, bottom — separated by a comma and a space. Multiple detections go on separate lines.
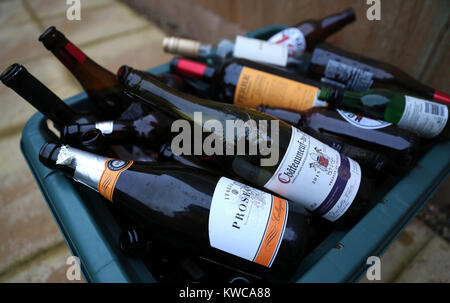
209, 177, 288, 268
95, 121, 114, 134
264, 127, 361, 222
98, 159, 133, 201
311, 48, 391, 80
267, 27, 306, 59
234, 66, 326, 111
336, 109, 392, 129
233, 36, 288, 67
324, 60, 374, 92
397, 96, 448, 138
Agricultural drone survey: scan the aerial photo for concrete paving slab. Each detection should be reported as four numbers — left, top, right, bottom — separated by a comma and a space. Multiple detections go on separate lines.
39, 2, 150, 46
26, 0, 114, 19
359, 219, 435, 282
0, 134, 64, 274
0, 0, 32, 26
79, 25, 172, 73
394, 235, 450, 283
0, 241, 84, 282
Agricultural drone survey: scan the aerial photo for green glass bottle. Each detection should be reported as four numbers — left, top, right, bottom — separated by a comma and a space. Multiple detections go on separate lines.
117, 65, 377, 225
39, 143, 327, 282
318, 87, 449, 139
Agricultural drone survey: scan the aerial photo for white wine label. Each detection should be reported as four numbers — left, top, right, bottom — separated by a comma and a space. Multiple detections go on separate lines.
268, 27, 306, 59
233, 36, 288, 67
264, 127, 361, 222
209, 177, 288, 268
95, 121, 114, 134
397, 96, 448, 138
336, 109, 392, 129
324, 60, 374, 92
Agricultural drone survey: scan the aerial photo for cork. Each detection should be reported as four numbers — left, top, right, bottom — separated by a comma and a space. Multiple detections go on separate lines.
162, 37, 201, 58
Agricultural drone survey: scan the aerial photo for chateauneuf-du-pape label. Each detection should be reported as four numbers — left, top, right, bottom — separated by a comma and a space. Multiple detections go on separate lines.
397, 96, 448, 138
268, 27, 307, 59
209, 177, 288, 268
264, 127, 361, 222
336, 109, 392, 129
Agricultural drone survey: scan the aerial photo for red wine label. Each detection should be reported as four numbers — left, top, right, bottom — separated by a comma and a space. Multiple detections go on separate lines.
264, 127, 361, 222
65, 42, 87, 63
98, 159, 133, 201
268, 27, 306, 59
233, 66, 326, 111
336, 109, 392, 129
209, 177, 288, 268
233, 36, 288, 67
398, 96, 448, 138
324, 60, 374, 92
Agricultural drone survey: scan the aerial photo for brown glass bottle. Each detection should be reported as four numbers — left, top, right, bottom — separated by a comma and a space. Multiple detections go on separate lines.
0, 63, 96, 129
39, 143, 327, 282
267, 8, 355, 58
257, 106, 420, 176
38, 26, 187, 120
163, 8, 355, 65
307, 42, 450, 104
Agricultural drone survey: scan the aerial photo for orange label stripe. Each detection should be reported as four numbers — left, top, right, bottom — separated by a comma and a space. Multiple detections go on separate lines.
98, 159, 133, 202
253, 196, 288, 267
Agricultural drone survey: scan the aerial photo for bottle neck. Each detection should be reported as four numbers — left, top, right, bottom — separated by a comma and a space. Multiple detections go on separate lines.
40, 144, 109, 192
63, 121, 134, 144
170, 58, 216, 82
1, 64, 77, 127
318, 8, 356, 38
317, 86, 344, 106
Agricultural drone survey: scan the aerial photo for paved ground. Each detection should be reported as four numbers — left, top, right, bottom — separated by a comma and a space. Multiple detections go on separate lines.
0, 0, 448, 283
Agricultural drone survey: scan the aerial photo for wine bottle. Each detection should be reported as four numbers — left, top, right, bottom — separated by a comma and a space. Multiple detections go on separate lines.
0, 63, 96, 128
307, 42, 450, 104
170, 57, 326, 112
118, 65, 377, 224
39, 143, 325, 282
163, 8, 355, 65
318, 86, 449, 139
257, 106, 420, 176
38, 26, 187, 120
267, 8, 355, 58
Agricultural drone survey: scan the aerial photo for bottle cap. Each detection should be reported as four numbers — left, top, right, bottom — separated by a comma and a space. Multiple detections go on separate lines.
38, 26, 67, 50
0, 63, 25, 88
162, 37, 200, 58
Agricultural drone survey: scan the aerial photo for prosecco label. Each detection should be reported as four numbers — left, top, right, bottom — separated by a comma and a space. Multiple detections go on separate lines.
398, 96, 448, 138
209, 177, 288, 268
268, 27, 306, 58
98, 159, 133, 201
264, 127, 361, 221
336, 109, 392, 129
